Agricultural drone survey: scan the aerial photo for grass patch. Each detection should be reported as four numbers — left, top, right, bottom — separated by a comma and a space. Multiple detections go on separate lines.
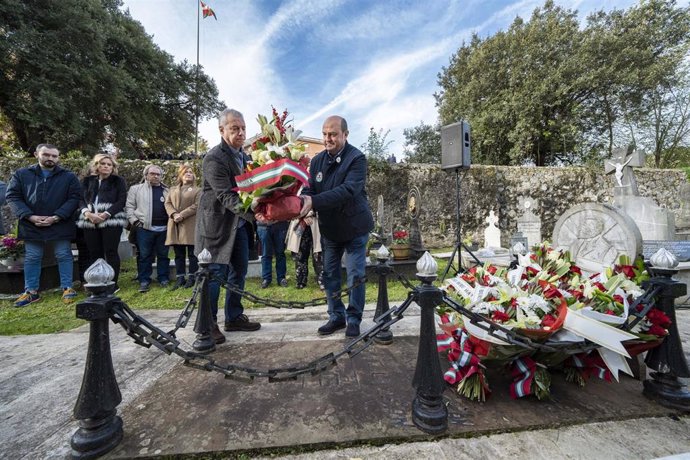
0, 250, 452, 336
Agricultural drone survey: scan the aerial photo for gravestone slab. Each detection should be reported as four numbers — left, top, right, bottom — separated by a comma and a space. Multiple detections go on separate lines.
642, 240, 690, 262
552, 202, 642, 274
483, 210, 501, 248
407, 186, 425, 257
517, 196, 542, 249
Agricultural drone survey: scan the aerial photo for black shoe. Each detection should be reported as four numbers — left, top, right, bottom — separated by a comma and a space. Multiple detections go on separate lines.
184, 276, 195, 288
279, 278, 288, 287
138, 282, 150, 293
345, 323, 360, 338
296, 283, 306, 289
171, 277, 185, 290
211, 324, 226, 344
159, 280, 170, 288
224, 314, 261, 331
318, 320, 346, 336
261, 279, 271, 289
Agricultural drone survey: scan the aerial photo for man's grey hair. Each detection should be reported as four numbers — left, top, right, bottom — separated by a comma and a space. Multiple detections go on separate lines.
218, 108, 244, 127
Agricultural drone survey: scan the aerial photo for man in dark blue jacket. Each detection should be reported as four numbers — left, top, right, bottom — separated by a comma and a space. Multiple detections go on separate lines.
299, 115, 374, 337
6, 144, 81, 306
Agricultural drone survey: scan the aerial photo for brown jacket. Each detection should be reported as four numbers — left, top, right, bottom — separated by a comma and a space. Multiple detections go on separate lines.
165, 184, 201, 245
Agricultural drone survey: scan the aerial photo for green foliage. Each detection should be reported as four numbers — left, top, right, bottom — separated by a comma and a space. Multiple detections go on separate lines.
360, 127, 394, 165
435, 0, 690, 166
403, 122, 441, 163
0, 0, 224, 157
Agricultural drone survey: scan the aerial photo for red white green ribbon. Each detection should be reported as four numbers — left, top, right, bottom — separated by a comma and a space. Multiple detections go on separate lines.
509, 357, 537, 399
233, 158, 309, 193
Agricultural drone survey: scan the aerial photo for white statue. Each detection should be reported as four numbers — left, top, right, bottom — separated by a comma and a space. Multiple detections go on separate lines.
607, 156, 632, 187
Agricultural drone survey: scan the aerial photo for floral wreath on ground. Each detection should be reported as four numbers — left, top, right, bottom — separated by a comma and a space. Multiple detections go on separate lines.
437, 242, 670, 402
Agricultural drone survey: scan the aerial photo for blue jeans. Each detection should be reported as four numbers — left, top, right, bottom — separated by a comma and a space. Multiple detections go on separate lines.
24, 240, 73, 292
136, 229, 169, 284
321, 232, 369, 326
208, 225, 249, 323
257, 222, 287, 283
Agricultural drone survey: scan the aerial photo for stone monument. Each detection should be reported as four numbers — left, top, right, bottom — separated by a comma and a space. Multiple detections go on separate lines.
483, 210, 501, 249
675, 183, 690, 241
516, 196, 542, 249
552, 202, 642, 274
407, 186, 426, 257
606, 148, 675, 240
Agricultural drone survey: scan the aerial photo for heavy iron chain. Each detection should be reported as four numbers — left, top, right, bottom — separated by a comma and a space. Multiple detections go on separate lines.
167, 265, 418, 338
110, 289, 417, 382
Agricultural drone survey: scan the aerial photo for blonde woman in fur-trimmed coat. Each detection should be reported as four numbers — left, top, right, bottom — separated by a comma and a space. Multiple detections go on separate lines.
165, 164, 201, 289
77, 153, 128, 288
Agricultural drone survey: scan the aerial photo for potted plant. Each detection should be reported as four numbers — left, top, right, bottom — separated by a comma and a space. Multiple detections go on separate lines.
390, 229, 410, 260
0, 234, 25, 270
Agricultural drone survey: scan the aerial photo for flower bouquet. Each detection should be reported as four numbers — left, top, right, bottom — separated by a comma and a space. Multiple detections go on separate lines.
438, 243, 670, 401
233, 107, 310, 221
392, 229, 409, 245
0, 234, 24, 259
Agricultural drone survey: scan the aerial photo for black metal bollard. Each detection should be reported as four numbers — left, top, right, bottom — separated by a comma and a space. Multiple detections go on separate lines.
643, 263, 690, 411
373, 246, 393, 345
71, 259, 123, 459
411, 252, 448, 434
193, 250, 216, 353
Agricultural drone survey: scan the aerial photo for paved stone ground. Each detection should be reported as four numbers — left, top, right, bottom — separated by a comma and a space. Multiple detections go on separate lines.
1, 302, 689, 459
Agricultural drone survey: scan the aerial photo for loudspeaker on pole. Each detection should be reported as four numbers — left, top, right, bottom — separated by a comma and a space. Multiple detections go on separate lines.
441, 120, 471, 170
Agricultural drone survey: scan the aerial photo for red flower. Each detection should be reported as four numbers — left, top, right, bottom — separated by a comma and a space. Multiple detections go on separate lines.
604, 309, 616, 316
613, 295, 624, 304
491, 311, 511, 322
487, 265, 497, 275
541, 314, 558, 328
593, 282, 606, 292
647, 308, 671, 328
570, 265, 582, 275
617, 265, 636, 279
647, 324, 667, 337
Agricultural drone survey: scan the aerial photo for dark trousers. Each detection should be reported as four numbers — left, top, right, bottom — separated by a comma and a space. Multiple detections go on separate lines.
83, 226, 122, 283
172, 244, 198, 278
208, 224, 249, 323
136, 229, 169, 284
294, 226, 323, 287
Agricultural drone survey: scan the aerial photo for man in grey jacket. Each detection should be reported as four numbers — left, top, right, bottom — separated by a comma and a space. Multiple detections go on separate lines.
126, 164, 170, 292
195, 108, 261, 344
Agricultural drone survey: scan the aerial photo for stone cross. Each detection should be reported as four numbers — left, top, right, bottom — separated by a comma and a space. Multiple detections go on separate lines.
604, 148, 644, 196
484, 210, 501, 248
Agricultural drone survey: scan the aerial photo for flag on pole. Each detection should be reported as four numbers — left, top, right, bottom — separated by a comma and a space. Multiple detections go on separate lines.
200, 1, 217, 20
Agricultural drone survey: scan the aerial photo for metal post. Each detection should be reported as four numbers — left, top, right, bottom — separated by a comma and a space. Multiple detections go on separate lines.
373, 246, 393, 345
643, 264, 690, 411
71, 259, 123, 459
411, 253, 448, 434
192, 255, 216, 353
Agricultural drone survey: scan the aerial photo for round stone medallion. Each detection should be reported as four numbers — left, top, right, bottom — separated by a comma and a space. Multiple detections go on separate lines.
552, 202, 642, 273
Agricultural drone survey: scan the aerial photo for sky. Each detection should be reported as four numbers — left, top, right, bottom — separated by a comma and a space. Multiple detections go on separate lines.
121, 0, 652, 157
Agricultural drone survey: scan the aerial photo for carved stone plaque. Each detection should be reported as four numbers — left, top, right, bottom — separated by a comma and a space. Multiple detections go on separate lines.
552, 202, 642, 273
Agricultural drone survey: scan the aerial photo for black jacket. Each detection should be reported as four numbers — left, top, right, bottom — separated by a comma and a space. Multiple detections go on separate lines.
77, 174, 128, 229
6, 164, 81, 241
302, 142, 374, 242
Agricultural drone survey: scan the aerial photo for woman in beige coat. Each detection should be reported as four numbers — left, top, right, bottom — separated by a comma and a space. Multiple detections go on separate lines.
165, 164, 201, 289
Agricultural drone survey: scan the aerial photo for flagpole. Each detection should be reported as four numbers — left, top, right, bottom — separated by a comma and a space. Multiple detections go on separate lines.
194, 0, 200, 157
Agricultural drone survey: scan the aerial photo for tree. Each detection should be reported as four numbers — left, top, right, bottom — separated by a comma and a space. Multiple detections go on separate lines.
435, 0, 690, 166
0, 0, 224, 156
360, 127, 394, 163
403, 122, 441, 163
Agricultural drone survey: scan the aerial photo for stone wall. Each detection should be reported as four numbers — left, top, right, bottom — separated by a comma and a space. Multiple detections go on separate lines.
0, 158, 686, 249
367, 163, 688, 249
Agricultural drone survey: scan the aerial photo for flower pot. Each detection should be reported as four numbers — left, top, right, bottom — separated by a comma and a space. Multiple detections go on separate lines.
390, 244, 411, 260
0, 257, 24, 270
